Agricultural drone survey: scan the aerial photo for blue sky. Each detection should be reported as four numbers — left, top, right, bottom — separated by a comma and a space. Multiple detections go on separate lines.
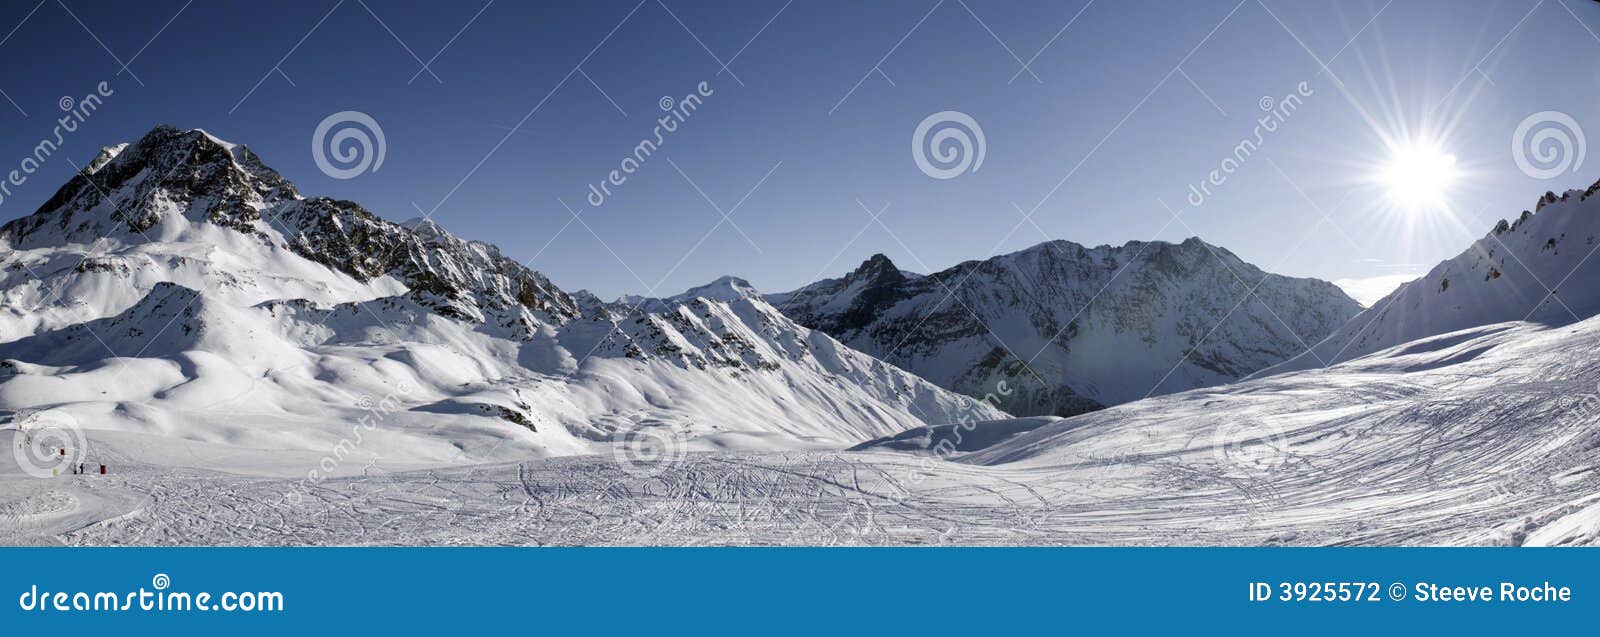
1, 0, 1598, 301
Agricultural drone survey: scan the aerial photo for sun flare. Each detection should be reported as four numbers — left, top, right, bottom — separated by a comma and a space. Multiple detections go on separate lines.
1378, 142, 1459, 210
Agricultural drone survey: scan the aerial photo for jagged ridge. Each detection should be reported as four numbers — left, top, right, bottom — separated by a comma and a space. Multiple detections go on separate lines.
771, 239, 1363, 415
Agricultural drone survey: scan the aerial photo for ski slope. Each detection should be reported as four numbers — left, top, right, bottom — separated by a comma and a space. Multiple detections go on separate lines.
2, 125, 1597, 546
5, 314, 1597, 546
1262, 179, 1600, 375
0, 126, 1003, 472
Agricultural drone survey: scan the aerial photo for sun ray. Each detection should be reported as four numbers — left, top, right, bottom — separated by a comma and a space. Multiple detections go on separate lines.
1378, 140, 1459, 210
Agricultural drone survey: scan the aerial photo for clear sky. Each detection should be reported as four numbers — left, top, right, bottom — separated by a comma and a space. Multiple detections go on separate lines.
1, 0, 1598, 301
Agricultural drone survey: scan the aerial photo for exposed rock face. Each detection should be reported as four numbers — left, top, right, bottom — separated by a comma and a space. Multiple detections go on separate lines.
772, 240, 1363, 416
2, 125, 578, 340
0, 125, 1005, 451
1260, 176, 1600, 378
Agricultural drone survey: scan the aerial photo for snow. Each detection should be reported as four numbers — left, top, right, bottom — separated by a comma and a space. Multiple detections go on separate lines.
193, 129, 237, 150
670, 275, 760, 303
848, 416, 1061, 454
0, 126, 1003, 509
771, 240, 1362, 415
1260, 180, 1600, 376
1, 125, 1596, 547
1523, 498, 1600, 546
5, 300, 1596, 546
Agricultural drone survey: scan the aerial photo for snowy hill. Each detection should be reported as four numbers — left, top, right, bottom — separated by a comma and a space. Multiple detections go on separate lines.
3, 126, 1597, 547
13, 315, 1596, 546
935, 315, 1600, 545
614, 275, 762, 315
1261, 178, 1600, 376
0, 126, 1003, 466
771, 240, 1362, 416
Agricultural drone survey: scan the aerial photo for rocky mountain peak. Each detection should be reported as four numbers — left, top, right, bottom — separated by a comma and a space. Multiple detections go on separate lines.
773, 236, 1363, 416
675, 275, 761, 302
0, 126, 1023, 464
849, 253, 906, 283
2, 124, 299, 248
3, 125, 579, 337
84, 143, 128, 174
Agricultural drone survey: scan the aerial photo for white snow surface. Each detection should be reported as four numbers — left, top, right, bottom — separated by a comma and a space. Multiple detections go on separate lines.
1260, 180, 1600, 376
2, 126, 1597, 547
770, 242, 1362, 417
0, 126, 1001, 481
3, 315, 1596, 545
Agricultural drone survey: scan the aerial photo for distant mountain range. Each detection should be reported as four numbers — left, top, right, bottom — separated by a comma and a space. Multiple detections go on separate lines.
0, 126, 1001, 462
8, 125, 1600, 547
13, 124, 1582, 463
765, 240, 1362, 416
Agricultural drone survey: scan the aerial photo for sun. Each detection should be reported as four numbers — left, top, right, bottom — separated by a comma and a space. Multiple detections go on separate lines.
1378, 141, 1458, 210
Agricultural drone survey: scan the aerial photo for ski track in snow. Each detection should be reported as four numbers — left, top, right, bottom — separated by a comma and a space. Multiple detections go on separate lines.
3, 127, 1600, 547
2, 441, 1588, 546
0, 441, 1577, 546
5, 318, 1600, 546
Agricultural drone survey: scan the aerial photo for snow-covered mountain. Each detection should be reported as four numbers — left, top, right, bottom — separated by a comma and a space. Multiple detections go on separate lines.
771, 240, 1362, 416
7, 126, 1600, 548
612, 275, 762, 315
0, 125, 1002, 464
23, 315, 1600, 546
1261, 178, 1600, 375
931, 315, 1600, 546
